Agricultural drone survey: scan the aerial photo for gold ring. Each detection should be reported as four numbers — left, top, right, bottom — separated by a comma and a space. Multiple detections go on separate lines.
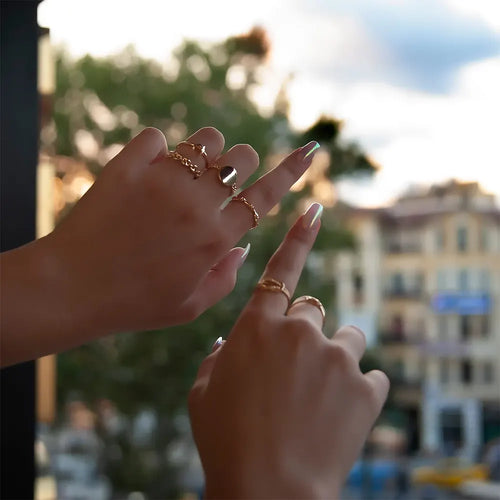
289, 295, 326, 326
177, 141, 208, 163
230, 194, 259, 229
255, 278, 291, 306
166, 151, 202, 179
206, 164, 238, 194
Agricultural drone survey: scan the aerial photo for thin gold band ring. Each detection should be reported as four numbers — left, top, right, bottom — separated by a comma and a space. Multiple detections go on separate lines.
176, 141, 208, 163
255, 278, 291, 306
165, 151, 202, 179
288, 295, 326, 327
230, 194, 259, 229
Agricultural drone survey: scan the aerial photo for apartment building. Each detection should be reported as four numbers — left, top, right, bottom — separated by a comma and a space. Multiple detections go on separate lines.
334, 180, 500, 457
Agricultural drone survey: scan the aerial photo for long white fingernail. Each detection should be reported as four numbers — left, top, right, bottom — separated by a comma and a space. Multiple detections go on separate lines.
302, 203, 323, 230
238, 243, 251, 268
299, 141, 320, 162
211, 337, 223, 352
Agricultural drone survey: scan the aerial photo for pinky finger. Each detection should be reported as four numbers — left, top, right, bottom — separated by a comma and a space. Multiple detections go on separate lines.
178, 245, 250, 321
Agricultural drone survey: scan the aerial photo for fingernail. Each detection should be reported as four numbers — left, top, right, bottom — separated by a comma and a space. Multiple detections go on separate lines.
302, 202, 323, 229
299, 141, 320, 161
238, 243, 251, 268
211, 337, 223, 352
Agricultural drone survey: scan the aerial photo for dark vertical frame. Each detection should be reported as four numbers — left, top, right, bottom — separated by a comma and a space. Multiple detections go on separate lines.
1, 1, 41, 498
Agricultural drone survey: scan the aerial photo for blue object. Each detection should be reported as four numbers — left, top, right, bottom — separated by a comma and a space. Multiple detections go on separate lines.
432, 293, 490, 315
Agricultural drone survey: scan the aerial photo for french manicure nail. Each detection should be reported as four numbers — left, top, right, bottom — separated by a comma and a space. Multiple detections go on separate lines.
211, 336, 223, 352
302, 202, 323, 229
299, 141, 320, 161
239, 243, 251, 267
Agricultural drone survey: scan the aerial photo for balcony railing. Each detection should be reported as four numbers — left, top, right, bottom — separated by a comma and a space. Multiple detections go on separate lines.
378, 331, 424, 344
385, 243, 423, 254
383, 288, 424, 299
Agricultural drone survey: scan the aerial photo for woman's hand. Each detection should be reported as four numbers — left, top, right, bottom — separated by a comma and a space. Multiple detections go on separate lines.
188, 205, 390, 499
1, 127, 318, 366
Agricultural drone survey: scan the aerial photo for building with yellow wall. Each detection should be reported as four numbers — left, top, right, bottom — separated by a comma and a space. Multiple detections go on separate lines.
335, 180, 500, 457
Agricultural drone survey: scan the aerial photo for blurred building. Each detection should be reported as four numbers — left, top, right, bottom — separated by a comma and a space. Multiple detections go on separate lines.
335, 180, 500, 458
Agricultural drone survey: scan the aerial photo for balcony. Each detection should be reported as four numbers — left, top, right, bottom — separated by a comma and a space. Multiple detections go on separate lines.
383, 287, 424, 299
378, 331, 423, 345
385, 243, 422, 254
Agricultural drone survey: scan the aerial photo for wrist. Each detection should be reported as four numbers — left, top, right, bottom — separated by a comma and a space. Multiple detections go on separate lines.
203, 466, 330, 500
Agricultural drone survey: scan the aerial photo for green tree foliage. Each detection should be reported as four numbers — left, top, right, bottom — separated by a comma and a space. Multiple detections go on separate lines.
49, 28, 378, 495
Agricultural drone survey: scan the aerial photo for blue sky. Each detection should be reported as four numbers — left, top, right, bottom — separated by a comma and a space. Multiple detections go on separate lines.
318, 0, 500, 92
39, 0, 500, 206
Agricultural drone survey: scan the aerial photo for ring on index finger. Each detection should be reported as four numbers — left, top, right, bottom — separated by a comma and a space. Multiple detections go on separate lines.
255, 278, 291, 307
229, 193, 259, 229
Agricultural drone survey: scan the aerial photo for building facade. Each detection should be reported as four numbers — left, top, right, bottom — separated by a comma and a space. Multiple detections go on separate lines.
335, 181, 500, 458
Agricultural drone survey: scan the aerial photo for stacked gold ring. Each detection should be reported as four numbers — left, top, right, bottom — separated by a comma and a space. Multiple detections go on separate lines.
166, 151, 202, 179
177, 141, 208, 164
289, 295, 326, 327
255, 278, 291, 306
230, 194, 259, 229
206, 164, 238, 194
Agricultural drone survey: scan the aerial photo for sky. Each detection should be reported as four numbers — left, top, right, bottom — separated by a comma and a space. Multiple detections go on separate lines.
38, 0, 500, 207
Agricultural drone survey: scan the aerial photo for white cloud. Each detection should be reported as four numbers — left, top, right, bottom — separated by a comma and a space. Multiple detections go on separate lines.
38, 0, 500, 206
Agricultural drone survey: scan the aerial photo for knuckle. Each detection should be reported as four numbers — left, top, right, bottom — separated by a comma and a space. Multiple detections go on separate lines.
288, 317, 316, 337
326, 343, 352, 367
240, 305, 274, 336
260, 181, 277, 203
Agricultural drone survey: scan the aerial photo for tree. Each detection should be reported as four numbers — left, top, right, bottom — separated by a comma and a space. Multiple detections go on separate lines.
46, 27, 377, 496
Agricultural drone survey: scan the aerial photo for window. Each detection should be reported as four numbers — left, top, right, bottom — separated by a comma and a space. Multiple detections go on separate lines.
480, 316, 490, 338
440, 359, 449, 384
460, 316, 472, 341
438, 316, 448, 341
436, 226, 445, 252
353, 273, 363, 305
437, 269, 447, 290
479, 269, 490, 291
457, 226, 468, 252
391, 273, 404, 294
480, 226, 489, 252
458, 269, 469, 291
460, 360, 472, 384
484, 363, 494, 384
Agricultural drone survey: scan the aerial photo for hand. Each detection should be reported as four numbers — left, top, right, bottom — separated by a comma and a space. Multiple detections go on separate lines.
188, 205, 390, 499
0, 127, 318, 365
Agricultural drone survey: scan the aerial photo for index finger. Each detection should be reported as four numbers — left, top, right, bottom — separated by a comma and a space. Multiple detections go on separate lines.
221, 141, 320, 235
247, 202, 323, 314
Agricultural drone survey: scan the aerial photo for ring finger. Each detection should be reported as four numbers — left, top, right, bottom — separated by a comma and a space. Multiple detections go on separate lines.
174, 127, 225, 172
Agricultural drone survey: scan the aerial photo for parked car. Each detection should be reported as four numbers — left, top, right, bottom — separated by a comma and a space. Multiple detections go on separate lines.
412, 457, 489, 489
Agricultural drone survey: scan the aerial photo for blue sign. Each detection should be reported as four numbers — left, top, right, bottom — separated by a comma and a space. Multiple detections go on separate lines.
432, 293, 491, 315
